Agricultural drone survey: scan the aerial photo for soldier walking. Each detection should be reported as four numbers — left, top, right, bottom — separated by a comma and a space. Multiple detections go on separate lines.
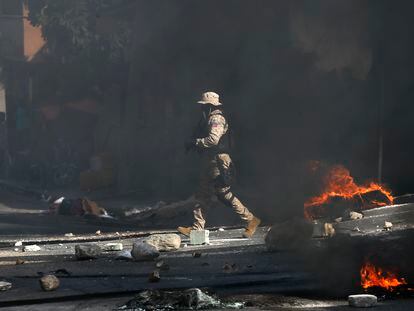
178, 92, 261, 238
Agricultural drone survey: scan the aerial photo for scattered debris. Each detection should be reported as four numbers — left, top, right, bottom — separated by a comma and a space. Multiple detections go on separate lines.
15, 259, 25, 265
348, 294, 377, 308
117, 288, 243, 310
23, 245, 41, 252
39, 275, 60, 291
190, 230, 210, 245
148, 270, 161, 283
323, 223, 335, 237
95, 230, 102, 236
14, 241, 23, 247
49, 197, 109, 217
0, 281, 12, 291
103, 243, 123, 251
384, 221, 393, 231
218, 228, 225, 232
349, 211, 364, 220
75, 244, 102, 260
116, 250, 133, 260
124, 201, 166, 217
13, 248, 19, 252
192, 251, 202, 258
155, 260, 170, 271
64, 233, 74, 237
131, 241, 160, 261
352, 227, 361, 232
144, 234, 181, 251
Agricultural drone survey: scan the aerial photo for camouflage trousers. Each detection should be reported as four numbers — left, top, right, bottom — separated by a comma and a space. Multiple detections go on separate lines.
192, 153, 254, 230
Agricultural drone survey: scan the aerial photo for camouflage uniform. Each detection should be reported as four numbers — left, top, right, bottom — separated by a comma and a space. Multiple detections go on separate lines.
191, 109, 254, 230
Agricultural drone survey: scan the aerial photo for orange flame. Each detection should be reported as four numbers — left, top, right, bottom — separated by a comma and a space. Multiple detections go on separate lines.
360, 262, 407, 291
304, 165, 393, 220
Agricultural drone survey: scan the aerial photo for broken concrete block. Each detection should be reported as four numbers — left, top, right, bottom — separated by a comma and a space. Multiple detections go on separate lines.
190, 230, 209, 245
116, 250, 132, 260
148, 270, 161, 282
103, 243, 123, 251
0, 281, 12, 291
39, 275, 60, 291
384, 221, 393, 230
349, 211, 364, 220
348, 294, 377, 308
23, 245, 41, 252
75, 244, 102, 260
144, 234, 181, 251
131, 241, 159, 261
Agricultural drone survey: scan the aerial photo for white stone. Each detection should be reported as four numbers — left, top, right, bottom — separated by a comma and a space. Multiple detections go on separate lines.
144, 234, 181, 251
24, 245, 41, 252
384, 221, 393, 230
131, 241, 159, 261
348, 294, 377, 308
64, 233, 74, 237
190, 230, 210, 245
14, 241, 23, 247
0, 281, 12, 291
103, 243, 123, 251
350, 211, 364, 220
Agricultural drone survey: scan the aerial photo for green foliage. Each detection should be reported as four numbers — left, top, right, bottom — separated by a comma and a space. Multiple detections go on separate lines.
28, 0, 132, 63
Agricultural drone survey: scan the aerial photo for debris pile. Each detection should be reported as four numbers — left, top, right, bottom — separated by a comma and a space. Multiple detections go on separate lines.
117, 288, 243, 311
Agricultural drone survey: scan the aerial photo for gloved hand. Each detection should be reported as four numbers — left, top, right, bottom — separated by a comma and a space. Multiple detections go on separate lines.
184, 139, 197, 153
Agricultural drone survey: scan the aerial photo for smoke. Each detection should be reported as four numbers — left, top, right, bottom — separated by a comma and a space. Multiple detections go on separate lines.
290, 0, 372, 80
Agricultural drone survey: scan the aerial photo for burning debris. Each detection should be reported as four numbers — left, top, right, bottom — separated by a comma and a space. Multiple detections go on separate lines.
360, 261, 407, 292
305, 165, 394, 220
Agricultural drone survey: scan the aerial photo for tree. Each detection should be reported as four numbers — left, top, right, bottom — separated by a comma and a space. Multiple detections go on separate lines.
27, 0, 133, 100
28, 0, 132, 63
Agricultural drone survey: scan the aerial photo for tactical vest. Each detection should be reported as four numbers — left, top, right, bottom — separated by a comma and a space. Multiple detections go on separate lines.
195, 109, 231, 155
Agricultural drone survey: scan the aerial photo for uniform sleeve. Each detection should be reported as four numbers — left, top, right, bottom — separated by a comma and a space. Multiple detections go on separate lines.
196, 114, 226, 148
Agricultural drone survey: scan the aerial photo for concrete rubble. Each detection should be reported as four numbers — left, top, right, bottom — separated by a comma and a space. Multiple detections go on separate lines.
349, 211, 364, 220
116, 250, 133, 260
103, 243, 123, 251
75, 244, 102, 260
116, 288, 244, 310
23, 245, 41, 252
131, 241, 160, 261
0, 281, 12, 291
144, 233, 181, 251
39, 275, 60, 291
348, 294, 377, 308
